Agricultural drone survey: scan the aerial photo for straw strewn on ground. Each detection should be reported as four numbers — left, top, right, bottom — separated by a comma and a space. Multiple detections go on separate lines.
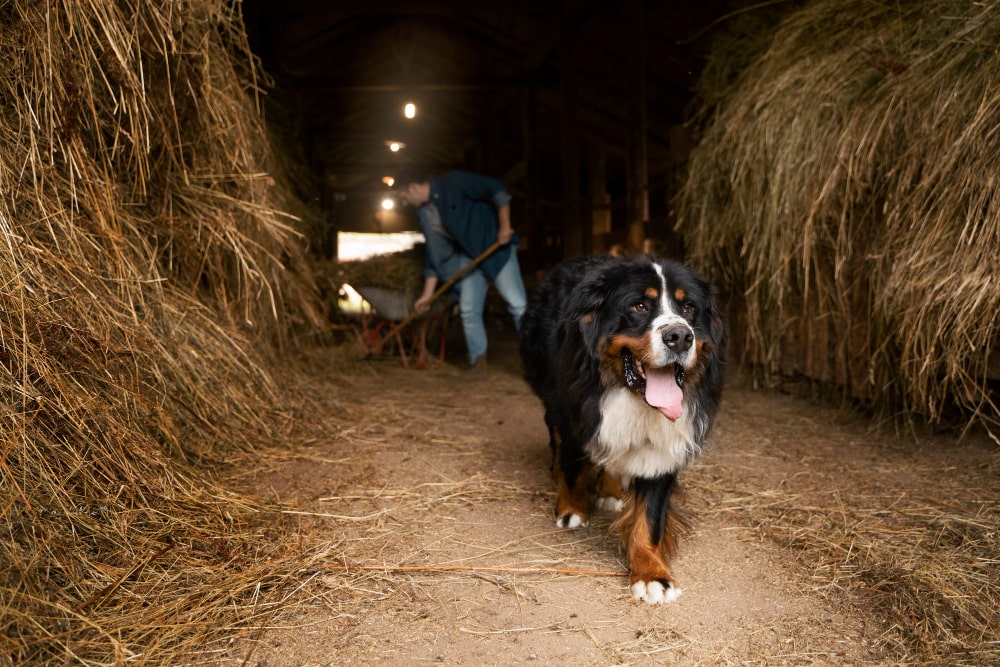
678, 0, 1000, 435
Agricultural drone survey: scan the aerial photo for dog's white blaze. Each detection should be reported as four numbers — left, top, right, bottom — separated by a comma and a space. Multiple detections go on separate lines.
592, 387, 698, 479
649, 262, 696, 368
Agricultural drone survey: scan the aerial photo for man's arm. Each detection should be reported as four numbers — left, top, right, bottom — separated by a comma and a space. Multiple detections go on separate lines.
496, 203, 513, 245
414, 275, 439, 314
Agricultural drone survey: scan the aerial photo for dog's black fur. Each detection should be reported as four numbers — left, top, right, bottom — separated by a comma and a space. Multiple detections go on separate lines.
519, 254, 724, 603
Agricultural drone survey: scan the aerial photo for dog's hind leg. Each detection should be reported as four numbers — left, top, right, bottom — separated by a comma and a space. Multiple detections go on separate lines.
594, 469, 624, 514
551, 431, 594, 529
544, 410, 559, 478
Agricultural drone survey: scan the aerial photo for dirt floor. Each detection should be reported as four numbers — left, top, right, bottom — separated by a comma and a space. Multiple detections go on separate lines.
229, 323, 999, 666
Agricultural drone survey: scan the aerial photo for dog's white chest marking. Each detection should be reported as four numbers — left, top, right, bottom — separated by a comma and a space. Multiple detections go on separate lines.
591, 387, 698, 479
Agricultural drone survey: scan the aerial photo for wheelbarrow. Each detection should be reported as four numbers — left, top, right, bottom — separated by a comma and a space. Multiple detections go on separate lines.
361, 241, 502, 365
355, 284, 452, 369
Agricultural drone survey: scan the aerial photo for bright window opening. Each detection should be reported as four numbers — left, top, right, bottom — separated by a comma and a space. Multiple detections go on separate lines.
337, 231, 423, 313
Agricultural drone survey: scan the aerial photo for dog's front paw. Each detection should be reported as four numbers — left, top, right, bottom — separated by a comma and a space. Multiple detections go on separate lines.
594, 496, 624, 513
629, 579, 682, 604
555, 512, 589, 529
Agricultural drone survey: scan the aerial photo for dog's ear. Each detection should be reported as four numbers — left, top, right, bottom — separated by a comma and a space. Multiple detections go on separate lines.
701, 280, 726, 351
568, 271, 612, 355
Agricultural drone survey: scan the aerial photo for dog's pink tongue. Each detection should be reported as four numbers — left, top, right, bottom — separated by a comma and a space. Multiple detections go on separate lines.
645, 367, 684, 421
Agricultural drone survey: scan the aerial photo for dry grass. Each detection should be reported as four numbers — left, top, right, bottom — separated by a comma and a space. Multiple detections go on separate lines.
690, 393, 1000, 665
679, 5, 1000, 650
0, 0, 327, 663
705, 483, 1000, 662
678, 0, 1000, 436
4, 0, 997, 664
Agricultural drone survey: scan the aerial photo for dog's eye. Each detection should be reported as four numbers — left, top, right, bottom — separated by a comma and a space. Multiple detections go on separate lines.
632, 302, 649, 313
683, 303, 696, 316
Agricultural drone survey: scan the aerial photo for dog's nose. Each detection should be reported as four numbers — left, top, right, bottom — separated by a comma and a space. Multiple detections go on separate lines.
662, 324, 693, 353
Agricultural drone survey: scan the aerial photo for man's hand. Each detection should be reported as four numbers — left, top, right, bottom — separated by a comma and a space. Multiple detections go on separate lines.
497, 225, 514, 245
413, 295, 432, 315
414, 275, 438, 315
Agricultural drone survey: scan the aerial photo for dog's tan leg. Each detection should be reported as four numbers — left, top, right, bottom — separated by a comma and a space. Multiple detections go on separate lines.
551, 431, 593, 528
594, 469, 624, 513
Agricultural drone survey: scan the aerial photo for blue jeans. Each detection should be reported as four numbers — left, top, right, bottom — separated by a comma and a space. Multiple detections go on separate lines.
456, 249, 526, 364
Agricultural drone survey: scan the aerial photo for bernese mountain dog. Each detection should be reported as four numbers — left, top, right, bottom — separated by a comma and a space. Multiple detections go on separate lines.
519, 254, 724, 604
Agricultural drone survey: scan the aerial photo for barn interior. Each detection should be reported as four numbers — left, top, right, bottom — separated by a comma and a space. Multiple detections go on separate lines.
2, 0, 998, 664
240, 0, 737, 267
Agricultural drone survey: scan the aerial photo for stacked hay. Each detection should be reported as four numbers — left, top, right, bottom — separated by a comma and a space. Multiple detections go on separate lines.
337, 244, 426, 295
678, 0, 1000, 434
1, 0, 324, 663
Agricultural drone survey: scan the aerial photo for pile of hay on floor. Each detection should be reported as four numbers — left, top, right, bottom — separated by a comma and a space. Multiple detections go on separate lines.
678, 0, 1000, 435
0, 0, 325, 663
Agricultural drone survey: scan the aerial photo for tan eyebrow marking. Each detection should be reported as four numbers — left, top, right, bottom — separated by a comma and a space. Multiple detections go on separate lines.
674, 288, 686, 301
645, 287, 659, 299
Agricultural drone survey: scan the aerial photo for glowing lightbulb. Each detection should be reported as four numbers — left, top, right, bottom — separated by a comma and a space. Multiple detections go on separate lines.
389, 142, 401, 152
381, 198, 394, 210
404, 102, 416, 119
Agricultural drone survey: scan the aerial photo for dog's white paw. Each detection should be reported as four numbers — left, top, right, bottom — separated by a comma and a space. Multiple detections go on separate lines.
594, 496, 624, 513
629, 580, 682, 604
556, 513, 588, 529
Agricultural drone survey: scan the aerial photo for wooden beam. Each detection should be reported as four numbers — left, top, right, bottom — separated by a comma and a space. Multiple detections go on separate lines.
625, 0, 649, 255
521, 87, 543, 270
560, 5, 584, 258
502, 160, 527, 186
291, 75, 557, 94
247, 0, 554, 18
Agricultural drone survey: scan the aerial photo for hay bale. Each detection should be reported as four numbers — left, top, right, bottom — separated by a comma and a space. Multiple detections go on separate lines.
336, 244, 426, 295
677, 0, 1000, 434
0, 0, 326, 663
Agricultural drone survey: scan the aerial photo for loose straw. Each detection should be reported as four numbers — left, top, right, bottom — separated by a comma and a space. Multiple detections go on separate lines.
322, 562, 627, 577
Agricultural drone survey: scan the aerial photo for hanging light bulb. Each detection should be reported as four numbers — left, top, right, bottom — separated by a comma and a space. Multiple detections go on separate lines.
404, 102, 416, 119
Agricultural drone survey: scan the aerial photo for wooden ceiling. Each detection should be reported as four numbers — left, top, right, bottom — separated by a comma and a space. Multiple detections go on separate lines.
241, 0, 737, 243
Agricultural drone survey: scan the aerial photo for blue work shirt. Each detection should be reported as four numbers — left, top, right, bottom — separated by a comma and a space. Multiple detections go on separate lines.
418, 170, 518, 282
